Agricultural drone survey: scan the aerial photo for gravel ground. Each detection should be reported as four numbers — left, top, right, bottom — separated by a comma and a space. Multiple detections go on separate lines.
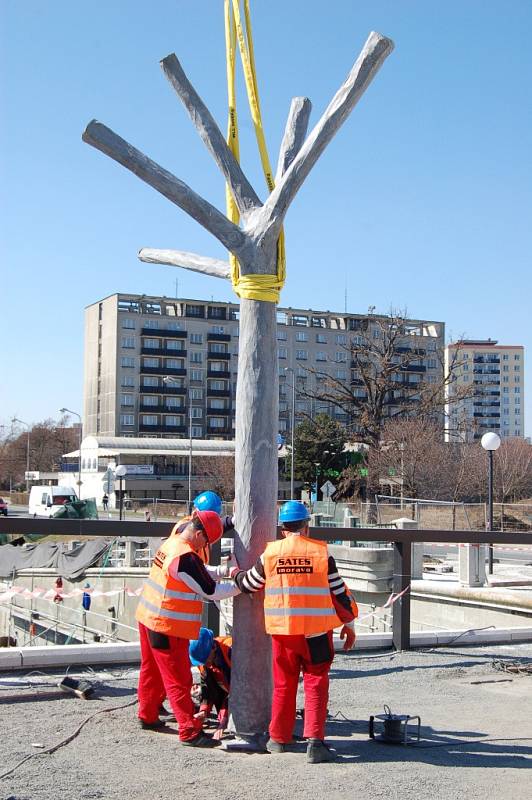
1, 643, 531, 800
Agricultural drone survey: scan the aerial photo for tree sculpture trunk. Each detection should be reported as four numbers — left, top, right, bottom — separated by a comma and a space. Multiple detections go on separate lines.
82, 29, 394, 743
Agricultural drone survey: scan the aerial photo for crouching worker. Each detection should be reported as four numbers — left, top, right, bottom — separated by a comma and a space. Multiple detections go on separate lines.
136, 511, 240, 747
189, 627, 232, 740
232, 500, 358, 763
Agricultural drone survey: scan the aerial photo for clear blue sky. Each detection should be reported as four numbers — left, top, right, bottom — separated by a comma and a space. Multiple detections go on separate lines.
2, 1, 531, 436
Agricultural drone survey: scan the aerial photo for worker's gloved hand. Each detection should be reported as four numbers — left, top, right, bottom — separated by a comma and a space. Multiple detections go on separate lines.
218, 552, 240, 578
193, 710, 207, 722
213, 710, 229, 739
340, 624, 356, 652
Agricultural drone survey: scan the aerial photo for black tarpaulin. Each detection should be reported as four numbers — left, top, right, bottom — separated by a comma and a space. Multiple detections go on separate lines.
0, 539, 112, 580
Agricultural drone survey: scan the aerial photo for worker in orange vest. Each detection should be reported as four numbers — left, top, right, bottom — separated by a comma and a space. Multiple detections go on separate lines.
232, 500, 357, 763
136, 510, 240, 747
189, 627, 232, 740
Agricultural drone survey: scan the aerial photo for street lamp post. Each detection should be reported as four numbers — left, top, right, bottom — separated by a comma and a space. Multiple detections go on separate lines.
481, 431, 501, 575
12, 417, 30, 482
164, 376, 193, 511
60, 408, 82, 498
284, 367, 296, 499
314, 462, 320, 509
115, 465, 127, 520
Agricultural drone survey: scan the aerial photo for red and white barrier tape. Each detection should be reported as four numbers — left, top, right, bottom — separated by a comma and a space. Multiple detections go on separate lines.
355, 584, 410, 624
0, 585, 143, 604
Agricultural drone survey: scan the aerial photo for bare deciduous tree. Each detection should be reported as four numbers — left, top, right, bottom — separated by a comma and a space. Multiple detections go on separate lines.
195, 455, 235, 501
305, 310, 471, 448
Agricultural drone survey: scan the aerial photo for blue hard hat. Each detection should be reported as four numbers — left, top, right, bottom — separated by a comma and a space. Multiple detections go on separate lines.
193, 491, 222, 516
189, 627, 214, 666
279, 500, 310, 524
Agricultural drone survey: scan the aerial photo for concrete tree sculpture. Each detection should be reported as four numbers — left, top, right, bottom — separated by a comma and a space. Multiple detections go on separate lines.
83, 29, 393, 744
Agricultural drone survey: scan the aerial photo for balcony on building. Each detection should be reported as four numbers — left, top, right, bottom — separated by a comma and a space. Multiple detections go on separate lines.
207, 388, 231, 397
141, 327, 187, 338
207, 407, 232, 416
139, 424, 187, 433
207, 351, 231, 360
139, 384, 186, 395
207, 369, 231, 379
141, 346, 187, 357
207, 332, 231, 342
140, 366, 186, 376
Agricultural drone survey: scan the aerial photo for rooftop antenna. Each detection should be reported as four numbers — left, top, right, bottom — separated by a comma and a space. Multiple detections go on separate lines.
344, 280, 348, 313
175, 277, 179, 299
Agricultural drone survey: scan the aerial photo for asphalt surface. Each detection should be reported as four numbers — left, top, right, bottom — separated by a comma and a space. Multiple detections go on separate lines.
1, 643, 531, 800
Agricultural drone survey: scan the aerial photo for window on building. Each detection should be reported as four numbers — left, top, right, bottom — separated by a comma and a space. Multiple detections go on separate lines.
209, 398, 227, 410
166, 340, 184, 350
279, 401, 288, 412
120, 414, 134, 426
316, 352, 327, 361
210, 326, 225, 335
186, 304, 205, 318
190, 352, 203, 363
190, 333, 203, 344
277, 330, 287, 341
121, 336, 135, 349
278, 347, 287, 359
142, 414, 158, 425
165, 416, 182, 426
191, 369, 203, 381
120, 356, 135, 368
143, 319, 159, 329
514, 365, 521, 371
502, 354, 508, 360
145, 338, 160, 349
335, 334, 347, 345
503, 376, 509, 383
120, 394, 135, 406
209, 362, 227, 372
514, 354, 521, 360
296, 350, 308, 360
427, 359, 437, 369
191, 425, 203, 437
279, 420, 288, 432
502, 365, 509, 372
316, 333, 327, 344
190, 388, 203, 400
503, 387, 509, 393
208, 306, 227, 320
166, 358, 184, 369
515, 387, 521, 393
122, 319, 135, 329
208, 380, 226, 391
296, 331, 308, 342
210, 342, 228, 353
335, 352, 347, 362
296, 401, 309, 412
142, 396, 158, 407
191, 407, 203, 418
372, 328, 380, 339
143, 357, 159, 368
335, 369, 347, 380
503, 408, 510, 415
165, 397, 180, 408
121, 376, 135, 387
208, 417, 226, 428
166, 321, 183, 331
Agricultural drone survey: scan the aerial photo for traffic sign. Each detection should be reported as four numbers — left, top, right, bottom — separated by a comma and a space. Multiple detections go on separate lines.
320, 480, 336, 498
102, 468, 115, 494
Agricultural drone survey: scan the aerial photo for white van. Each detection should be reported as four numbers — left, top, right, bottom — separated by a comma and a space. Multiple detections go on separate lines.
29, 486, 77, 518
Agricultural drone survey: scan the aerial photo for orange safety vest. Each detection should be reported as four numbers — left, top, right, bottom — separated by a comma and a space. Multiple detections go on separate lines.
136, 535, 203, 639
262, 534, 342, 636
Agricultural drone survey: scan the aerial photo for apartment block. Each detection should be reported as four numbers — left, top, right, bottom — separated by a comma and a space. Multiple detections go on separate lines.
446, 340, 525, 441
83, 294, 445, 440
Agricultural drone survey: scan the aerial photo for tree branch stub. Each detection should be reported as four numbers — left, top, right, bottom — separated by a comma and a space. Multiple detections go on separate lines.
138, 248, 230, 279
161, 54, 262, 218
82, 121, 250, 258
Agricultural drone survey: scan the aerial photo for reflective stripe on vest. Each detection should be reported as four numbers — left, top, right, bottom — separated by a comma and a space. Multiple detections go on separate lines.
262, 534, 342, 636
138, 596, 202, 623
144, 576, 200, 602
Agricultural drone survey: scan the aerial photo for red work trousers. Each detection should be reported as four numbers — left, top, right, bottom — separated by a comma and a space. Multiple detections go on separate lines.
269, 632, 333, 743
137, 622, 202, 742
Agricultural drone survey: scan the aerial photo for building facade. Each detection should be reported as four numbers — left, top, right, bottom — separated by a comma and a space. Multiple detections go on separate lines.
83, 293, 445, 440
446, 340, 525, 441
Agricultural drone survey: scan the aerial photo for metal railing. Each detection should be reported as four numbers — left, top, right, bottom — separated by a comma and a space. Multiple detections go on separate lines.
1, 516, 532, 651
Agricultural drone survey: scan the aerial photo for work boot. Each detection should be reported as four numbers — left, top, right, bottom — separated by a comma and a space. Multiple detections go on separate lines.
139, 718, 167, 731
306, 739, 336, 763
266, 738, 298, 754
181, 732, 220, 748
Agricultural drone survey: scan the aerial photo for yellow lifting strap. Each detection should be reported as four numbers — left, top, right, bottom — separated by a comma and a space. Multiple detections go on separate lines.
224, 0, 286, 303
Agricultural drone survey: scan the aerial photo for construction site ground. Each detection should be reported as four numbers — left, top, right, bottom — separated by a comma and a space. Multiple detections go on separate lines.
1, 642, 531, 800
